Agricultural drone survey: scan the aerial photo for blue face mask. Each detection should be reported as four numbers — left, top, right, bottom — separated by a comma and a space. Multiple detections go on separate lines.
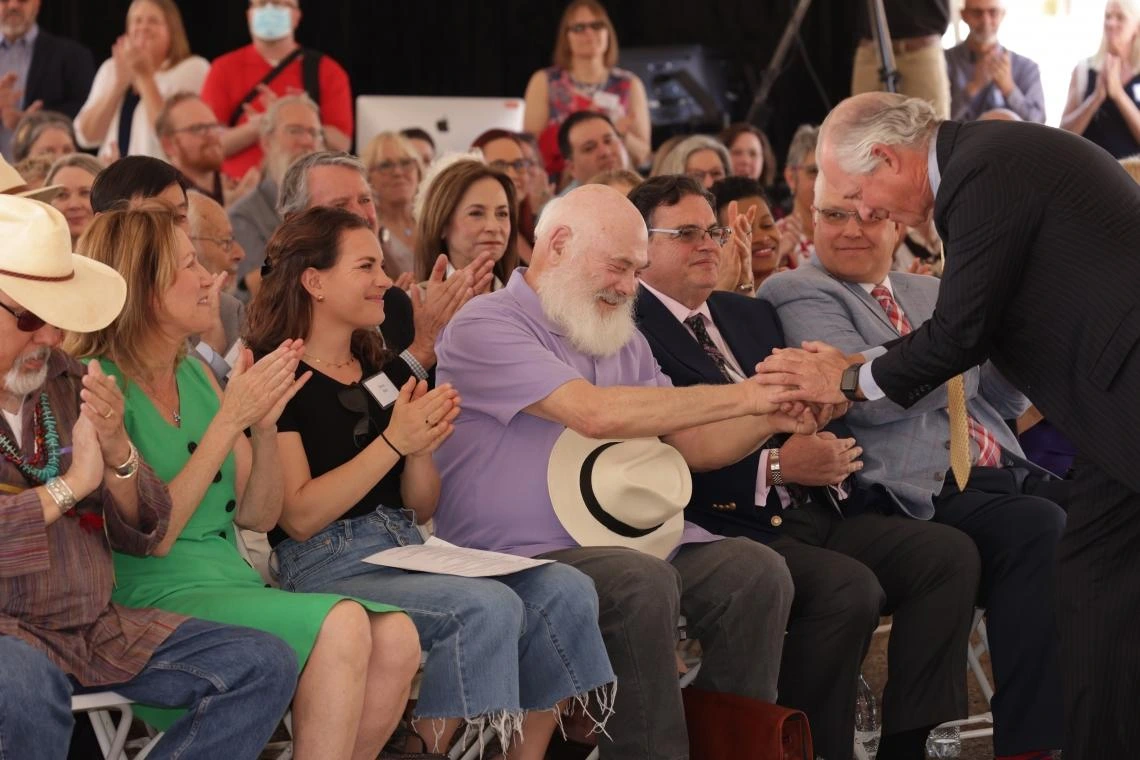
250, 5, 293, 41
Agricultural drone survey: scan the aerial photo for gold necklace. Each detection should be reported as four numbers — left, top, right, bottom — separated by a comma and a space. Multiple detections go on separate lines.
304, 353, 357, 370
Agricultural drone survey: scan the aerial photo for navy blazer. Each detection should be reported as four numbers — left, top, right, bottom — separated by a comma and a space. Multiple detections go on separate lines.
26, 30, 95, 119
636, 285, 852, 543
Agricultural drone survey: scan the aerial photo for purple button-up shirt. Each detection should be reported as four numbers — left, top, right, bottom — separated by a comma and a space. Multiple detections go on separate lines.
945, 42, 1046, 123
433, 268, 720, 558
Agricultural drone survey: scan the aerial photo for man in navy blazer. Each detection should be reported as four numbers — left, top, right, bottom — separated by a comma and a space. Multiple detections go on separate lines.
758, 92, 1138, 759
631, 175, 981, 760
759, 171, 1066, 759
0, 1, 94, 157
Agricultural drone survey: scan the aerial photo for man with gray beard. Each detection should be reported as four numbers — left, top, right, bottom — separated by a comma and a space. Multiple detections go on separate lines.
229, 93, 324, 298
433, 184, 828, 760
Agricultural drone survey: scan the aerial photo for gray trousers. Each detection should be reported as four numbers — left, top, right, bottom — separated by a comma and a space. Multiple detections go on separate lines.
542, 537, 794, 760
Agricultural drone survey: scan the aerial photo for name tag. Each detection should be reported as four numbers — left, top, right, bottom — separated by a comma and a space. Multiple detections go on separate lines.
362, 372, 400, 409
592, 90, 621, 116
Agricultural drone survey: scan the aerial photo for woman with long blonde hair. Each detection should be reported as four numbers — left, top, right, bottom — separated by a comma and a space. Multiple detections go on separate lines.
1061, 0, 1140, 156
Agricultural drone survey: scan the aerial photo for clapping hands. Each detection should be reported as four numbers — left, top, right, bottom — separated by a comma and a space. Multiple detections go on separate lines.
219, 340, 312, 435
383, 379, 461, 457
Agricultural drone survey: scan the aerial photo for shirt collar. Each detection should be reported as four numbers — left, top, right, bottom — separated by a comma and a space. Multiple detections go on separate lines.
858, 276, 895, 297
927, 125, 942, 197
0, 24, 38, 49
506, 267, 568, 336
639, 280, 712, 326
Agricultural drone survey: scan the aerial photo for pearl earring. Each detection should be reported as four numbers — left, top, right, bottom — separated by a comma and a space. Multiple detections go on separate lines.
316, 295, 325, 302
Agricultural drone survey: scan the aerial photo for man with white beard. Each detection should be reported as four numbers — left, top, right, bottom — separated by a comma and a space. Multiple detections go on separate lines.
433, 183, 821, 760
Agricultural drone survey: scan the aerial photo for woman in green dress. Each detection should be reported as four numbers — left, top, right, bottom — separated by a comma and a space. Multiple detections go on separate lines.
66, 205, 422, 760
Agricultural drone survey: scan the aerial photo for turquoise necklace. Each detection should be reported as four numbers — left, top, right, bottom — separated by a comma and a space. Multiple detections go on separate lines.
0, 393, 61, 484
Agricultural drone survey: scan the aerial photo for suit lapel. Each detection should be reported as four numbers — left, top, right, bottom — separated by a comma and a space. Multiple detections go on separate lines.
24, 35, 46, 103
888, 273, 933, 326
840, 278, 900, 336
636, 286, 726, 383
707, 295, 771, 371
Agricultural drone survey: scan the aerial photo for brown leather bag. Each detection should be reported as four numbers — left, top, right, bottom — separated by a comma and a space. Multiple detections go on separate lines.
682, 687, 814, 760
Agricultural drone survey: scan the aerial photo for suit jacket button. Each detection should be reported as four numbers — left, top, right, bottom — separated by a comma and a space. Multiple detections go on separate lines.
770, 515, 783, 527
944, 441, 951, 450
934, 472, 944, 481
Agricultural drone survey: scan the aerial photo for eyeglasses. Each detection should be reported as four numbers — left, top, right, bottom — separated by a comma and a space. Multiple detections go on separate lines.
962, 8, 1002, 18
648, 225, 732, 246
0, 301, 45, 332
170, 122, 224, 138
337, 385, 375, 450
568, 20, 607, 33
249, 0, 298, 8
191, 235, 237, 252
686, 169, 726, 184
812, 206, 888, 227
488, 158, 535, 174
371, 158, 417, 174
280, 124, 323, 141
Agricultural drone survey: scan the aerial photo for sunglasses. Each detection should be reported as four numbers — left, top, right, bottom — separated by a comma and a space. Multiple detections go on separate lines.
337, 385, 376, 449
568, 20, 607, 33
0, 301, 46, 332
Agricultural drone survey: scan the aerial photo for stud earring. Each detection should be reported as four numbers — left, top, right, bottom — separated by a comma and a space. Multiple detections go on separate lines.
316, 295, 325, 302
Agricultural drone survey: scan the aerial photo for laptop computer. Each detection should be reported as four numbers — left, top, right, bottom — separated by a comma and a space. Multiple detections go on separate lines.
355, 95, 526, 156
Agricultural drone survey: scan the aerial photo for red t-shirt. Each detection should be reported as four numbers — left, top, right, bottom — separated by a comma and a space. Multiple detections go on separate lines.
201, 44, 353, 179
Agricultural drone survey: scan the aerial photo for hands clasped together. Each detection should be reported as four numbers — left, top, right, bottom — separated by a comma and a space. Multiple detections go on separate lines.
743, 340, 860, 440
218, 340, 313, 436
384, 378, 461, 458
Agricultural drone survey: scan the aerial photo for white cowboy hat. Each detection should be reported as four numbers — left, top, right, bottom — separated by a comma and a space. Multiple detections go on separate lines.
0, 154, 62, 203
0, 195, 125, 332
548, 428, 692, 560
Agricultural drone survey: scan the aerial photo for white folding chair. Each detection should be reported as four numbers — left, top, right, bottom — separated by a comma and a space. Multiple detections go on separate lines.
856, 608, 995, 759
71, 692, 135, 760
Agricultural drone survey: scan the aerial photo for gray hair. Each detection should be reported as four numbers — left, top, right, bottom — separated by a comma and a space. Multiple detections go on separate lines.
45, 152, 104, 185
819, 94, 940, 175
654, 135, 730, 178
277, 150, 368, 218
259, 93, 321, 140
785, 124, 820, 168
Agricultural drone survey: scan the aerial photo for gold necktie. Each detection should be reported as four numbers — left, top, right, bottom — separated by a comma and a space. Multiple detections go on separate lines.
946, 374, 972, 490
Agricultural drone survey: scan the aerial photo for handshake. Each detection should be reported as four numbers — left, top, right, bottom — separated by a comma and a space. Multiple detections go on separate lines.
745, 340, 864, 433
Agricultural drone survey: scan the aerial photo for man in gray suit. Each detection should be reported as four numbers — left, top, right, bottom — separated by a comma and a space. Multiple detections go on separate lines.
758, 174, 1066, 760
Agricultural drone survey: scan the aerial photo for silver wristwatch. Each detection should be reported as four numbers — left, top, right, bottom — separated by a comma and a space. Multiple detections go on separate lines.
768, 448, 785, 487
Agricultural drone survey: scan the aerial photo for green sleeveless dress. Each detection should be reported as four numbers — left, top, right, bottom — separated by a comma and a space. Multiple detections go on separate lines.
102, 357, 400, 727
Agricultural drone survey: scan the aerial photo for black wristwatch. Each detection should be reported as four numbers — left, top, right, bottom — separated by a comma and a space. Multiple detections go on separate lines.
840, 362, 863, 401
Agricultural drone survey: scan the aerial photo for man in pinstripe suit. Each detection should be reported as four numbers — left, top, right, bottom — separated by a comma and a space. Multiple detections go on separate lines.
757, 91, 1140, 760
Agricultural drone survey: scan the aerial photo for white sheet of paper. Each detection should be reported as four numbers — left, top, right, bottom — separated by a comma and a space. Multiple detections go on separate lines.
362, 536, 554, 577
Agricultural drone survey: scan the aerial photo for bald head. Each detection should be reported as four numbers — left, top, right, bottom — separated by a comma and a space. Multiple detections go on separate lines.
530, 184, 648, 273
979, 107, 1021, 122
187, 191, 244, 277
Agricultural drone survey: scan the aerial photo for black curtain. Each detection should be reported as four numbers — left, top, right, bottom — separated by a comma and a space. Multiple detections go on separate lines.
40, 0, 861, 165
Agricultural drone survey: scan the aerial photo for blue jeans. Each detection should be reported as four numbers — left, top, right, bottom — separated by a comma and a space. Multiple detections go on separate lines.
0, 619, 298, 760
274, 507, 615, 720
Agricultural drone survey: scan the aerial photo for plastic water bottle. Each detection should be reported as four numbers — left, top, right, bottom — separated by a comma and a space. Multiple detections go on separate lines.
925, 725, 961, 758
854, 675, 880, 759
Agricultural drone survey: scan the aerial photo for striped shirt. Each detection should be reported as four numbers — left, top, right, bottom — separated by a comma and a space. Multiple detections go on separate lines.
0, 351, 185, 686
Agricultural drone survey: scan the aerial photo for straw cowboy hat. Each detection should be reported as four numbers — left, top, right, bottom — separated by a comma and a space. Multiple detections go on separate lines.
0, 153, 63, 203
548, 428, 692, 560
0, 195, 125, 332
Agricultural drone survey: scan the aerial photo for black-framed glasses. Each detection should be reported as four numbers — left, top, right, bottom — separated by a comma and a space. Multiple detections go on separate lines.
170, 122, 224, 138
648, 225, 732, 246
568, 20, 607, 33
489, 158, 535, 174
371, 158, 418, 174
249, 0, 298, 8
0, 301, 45, 332
191, 235, 237, 252
811, 206, 887, 227
337, 385, 375, 450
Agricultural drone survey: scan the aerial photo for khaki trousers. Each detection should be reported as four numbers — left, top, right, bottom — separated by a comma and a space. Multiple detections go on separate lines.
852, 41, 950, 119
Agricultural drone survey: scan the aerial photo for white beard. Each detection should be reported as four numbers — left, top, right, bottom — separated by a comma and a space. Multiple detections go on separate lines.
537, 263, 637, 358
4, 347, 49, 397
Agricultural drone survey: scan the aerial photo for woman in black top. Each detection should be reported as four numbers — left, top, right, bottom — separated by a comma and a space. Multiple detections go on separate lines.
1061, 1, 1140, 158
244, 207, 616, 758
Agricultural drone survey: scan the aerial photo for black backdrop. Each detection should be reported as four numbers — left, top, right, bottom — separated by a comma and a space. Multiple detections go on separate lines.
38, 0, 862, 166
